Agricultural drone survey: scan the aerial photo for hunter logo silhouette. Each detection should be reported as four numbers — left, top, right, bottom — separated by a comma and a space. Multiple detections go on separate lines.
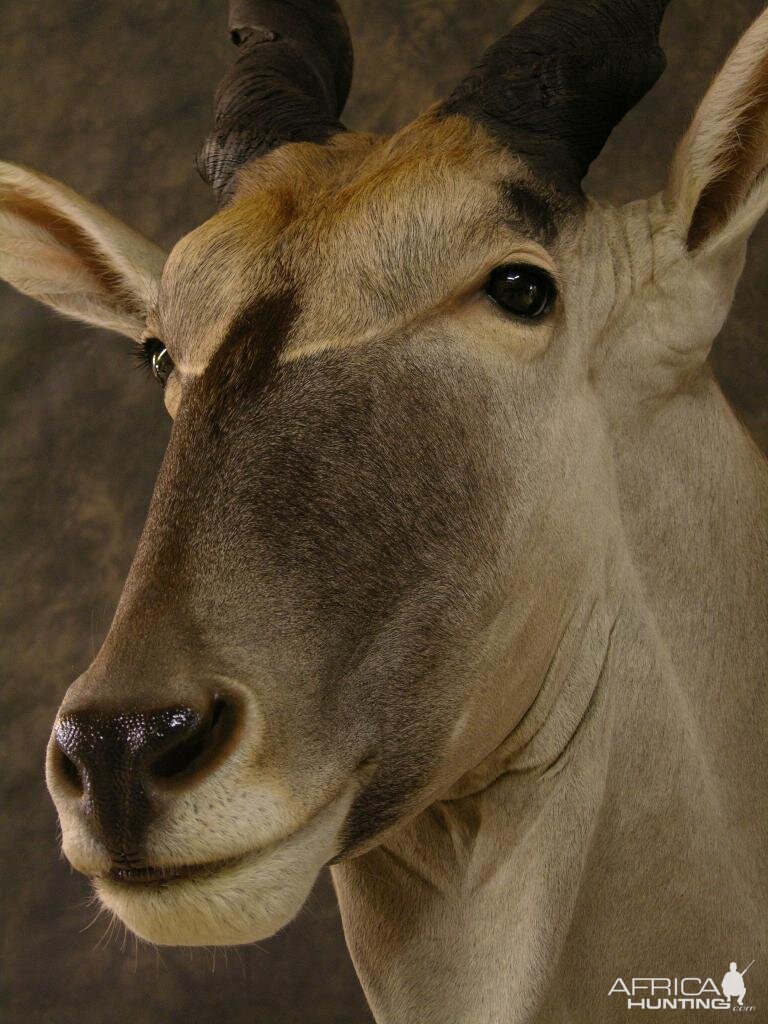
721, 960, 754, 1006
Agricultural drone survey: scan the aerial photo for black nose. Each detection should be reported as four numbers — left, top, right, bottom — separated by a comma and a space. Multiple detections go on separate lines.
52, 700, 230, 862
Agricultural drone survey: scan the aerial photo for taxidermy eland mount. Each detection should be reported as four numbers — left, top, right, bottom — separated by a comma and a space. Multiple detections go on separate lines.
0, 0, 766, 1020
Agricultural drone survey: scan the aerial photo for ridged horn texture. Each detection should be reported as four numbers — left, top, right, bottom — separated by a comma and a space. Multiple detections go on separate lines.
439, 0, 671, 191
198, 0, 354, 205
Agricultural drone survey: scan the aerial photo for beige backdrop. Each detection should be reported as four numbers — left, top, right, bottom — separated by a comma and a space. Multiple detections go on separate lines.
1, 2, 766, 1022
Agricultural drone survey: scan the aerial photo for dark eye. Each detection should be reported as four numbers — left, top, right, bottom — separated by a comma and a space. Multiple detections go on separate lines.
485, 264, 556, 319
139, 337, 174, 386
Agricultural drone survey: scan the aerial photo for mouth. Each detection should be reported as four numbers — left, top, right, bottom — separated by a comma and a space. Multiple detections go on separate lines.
94, 766, 372, 897
89, 778, 363, 946
93, 759, 379, 894
106, 854, 246, 887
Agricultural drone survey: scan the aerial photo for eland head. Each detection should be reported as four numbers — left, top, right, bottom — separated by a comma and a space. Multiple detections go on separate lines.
1, 0, 767, 957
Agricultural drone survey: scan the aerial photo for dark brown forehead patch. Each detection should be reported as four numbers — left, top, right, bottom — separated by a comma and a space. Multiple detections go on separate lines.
500, 182, 562, 247
192, 290, 298, 424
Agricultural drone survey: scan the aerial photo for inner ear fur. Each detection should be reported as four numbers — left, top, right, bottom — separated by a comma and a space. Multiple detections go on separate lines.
0, 161, 166, 337
667, 10, 768, 253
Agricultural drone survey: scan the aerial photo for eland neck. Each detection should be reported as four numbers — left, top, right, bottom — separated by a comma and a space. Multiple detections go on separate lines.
332, 350, 768, 1024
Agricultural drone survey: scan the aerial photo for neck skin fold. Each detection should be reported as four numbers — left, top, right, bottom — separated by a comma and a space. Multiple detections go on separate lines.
332, 360, 768, 1024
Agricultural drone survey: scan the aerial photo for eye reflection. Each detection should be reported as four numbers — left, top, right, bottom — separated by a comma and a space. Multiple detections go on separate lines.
485, 264, 557, 319
139, 337, 174, 386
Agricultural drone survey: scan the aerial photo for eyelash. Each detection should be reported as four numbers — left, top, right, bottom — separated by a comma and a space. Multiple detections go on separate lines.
135, 336, 174, 386
135, 339, 156, 376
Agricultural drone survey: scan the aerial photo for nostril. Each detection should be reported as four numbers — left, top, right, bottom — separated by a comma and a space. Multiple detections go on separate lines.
55, 745, 84, 794
52, 718, 86, 795
150, 697, 233, 784
50, 696, 239, 805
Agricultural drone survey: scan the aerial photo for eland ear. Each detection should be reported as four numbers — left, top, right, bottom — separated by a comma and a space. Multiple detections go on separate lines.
0, 161, 166, 339
666, 9, 768, 257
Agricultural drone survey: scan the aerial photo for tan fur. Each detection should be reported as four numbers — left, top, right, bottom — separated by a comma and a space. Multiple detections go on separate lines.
154, 116, 552, 381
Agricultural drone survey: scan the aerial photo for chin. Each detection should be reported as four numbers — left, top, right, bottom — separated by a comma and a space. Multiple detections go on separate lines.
95, 847, 316, 946
93, 785, 355, 946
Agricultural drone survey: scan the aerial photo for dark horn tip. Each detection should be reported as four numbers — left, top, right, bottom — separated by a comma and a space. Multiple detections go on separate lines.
199, 0, 354, 204
230, 25, 279, 47
437, 0, 672, 189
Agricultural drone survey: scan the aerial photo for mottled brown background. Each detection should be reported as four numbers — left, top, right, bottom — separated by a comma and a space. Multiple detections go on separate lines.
1, 2, 766, 1022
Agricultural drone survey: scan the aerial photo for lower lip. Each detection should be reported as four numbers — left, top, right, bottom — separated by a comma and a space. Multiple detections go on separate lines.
105, 854, 245, 887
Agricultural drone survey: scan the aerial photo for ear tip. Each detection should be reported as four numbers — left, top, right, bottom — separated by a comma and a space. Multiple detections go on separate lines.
0, 160, 62, 201
0, 159, 27, 185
